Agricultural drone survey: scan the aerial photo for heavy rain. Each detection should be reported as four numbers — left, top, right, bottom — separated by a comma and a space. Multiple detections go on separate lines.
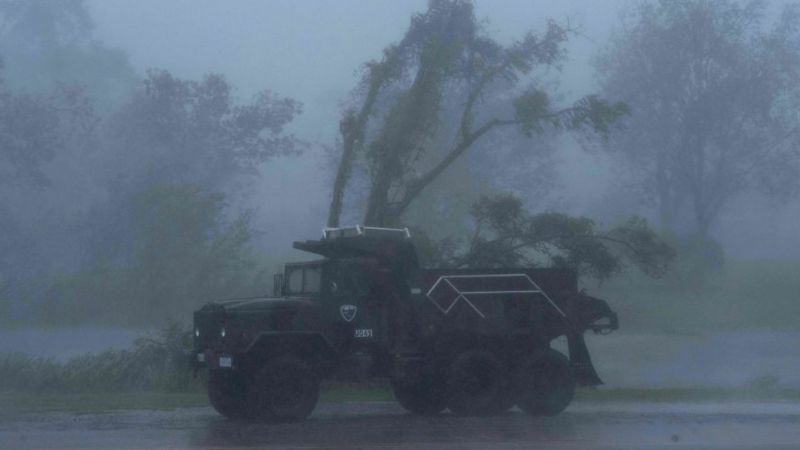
2, 1, 800, 449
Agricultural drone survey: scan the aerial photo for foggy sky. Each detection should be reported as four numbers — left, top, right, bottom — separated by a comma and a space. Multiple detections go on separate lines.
86, 0, 800, 259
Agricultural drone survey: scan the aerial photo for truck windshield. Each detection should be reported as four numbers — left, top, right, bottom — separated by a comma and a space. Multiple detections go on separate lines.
286, 265, 322, 295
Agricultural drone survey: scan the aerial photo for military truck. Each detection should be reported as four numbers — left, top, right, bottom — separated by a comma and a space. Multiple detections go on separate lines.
192, 226, 618, 421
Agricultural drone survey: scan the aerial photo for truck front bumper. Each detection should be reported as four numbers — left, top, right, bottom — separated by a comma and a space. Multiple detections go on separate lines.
192, 349, 239, 375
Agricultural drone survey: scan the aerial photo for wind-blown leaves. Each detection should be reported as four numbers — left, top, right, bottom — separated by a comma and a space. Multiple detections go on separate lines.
429, 194, 674, 280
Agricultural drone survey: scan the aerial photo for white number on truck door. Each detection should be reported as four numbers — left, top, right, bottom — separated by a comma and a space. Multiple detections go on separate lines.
353, 329, 373, 338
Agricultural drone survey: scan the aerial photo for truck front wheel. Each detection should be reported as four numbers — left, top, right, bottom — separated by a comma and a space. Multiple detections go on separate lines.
446, 349, 509, 416
391, 376, 447, 415
207, 370, 249, 419
514, 349, 575, 416
247, 355, 320, 422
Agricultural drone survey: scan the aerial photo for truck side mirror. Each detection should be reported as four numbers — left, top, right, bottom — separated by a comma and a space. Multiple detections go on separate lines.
273, 273, 284, 297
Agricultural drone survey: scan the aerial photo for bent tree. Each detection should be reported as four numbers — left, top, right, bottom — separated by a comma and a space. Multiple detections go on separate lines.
327, 0, 673, 278
327, 0, 626, 228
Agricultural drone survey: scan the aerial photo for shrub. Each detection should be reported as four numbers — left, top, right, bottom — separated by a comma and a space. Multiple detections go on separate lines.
0, 323, 196, 393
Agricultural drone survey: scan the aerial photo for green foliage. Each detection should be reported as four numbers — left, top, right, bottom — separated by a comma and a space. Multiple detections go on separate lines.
0, 73, 59, 187
0, 71, 97, 190
0, 322, 195, 393
512, 89, 551, 135
0, 6, 302, 328
597, 0, 800, 236
109, 70, 303, 192
514, 92, 628, 137
427, 193, 674, 280
38, 185, 266, 326
560, 95, 629, 136
129, 185, 256, 318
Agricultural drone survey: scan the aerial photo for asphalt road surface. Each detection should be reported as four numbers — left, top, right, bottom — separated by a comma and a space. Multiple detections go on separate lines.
2, 402, 800, 450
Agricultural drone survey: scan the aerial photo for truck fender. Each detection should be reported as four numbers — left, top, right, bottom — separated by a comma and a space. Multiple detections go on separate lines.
244, 331, 339, 369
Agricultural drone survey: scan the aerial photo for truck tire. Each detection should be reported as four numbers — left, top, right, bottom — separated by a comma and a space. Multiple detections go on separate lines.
207, 370, 250, 420
247, 355, 320, 422
391, 376, 447, 415
446, 349, 509, 416
514, 349, 575, 416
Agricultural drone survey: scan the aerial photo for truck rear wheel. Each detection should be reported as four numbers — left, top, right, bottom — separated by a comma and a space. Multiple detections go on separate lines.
391, 376, 447, 415
207, 370, 249, 420
247, 356, 320, 422
446, 349, 509, 416
514, 349, 575, 416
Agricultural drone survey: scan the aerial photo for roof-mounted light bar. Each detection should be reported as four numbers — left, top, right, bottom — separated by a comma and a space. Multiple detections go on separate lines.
322, 225, 411, 240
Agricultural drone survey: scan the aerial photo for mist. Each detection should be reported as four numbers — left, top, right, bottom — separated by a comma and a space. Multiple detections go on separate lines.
80, 0, 800, 260
2, 1, 800, 438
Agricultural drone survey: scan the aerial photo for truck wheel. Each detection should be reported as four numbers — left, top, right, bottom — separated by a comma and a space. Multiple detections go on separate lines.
488, 387, 517, 415
391, 376, 447, 415
248, 355, 320, 422
514, 349, 575, 416
207, 370, 250, 419
446, 349, 509, 416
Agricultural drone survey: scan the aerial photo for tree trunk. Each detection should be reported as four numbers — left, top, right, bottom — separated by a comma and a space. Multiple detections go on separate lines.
362, 64, 441, 226
363, 156, 396, 227
326, 54, 398, 228
327, 139, 355, 227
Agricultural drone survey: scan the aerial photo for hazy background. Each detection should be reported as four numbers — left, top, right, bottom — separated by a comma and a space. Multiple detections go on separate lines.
0, 0, 799, 387
86, 0, 800, 259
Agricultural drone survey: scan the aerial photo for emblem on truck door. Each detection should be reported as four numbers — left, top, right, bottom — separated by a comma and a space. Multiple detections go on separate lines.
340, 304, 357, 322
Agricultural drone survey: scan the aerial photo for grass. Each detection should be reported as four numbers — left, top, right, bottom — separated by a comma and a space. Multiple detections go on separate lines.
0, 383, 394, 415
0, 392, 209, 415
320, 382, 394, 403
576, 387, 800, 403
590, 259, 800, 333
4, 385, 799, 416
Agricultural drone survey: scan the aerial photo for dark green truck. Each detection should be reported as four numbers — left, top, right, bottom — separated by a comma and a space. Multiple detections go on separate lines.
193, 226, 618, 421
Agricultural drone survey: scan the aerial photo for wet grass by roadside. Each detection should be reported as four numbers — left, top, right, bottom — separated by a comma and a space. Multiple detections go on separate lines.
0, 383, 393, 415
576, 387, 800, 403
0, 392, 209, 415
3, 386, 800, 416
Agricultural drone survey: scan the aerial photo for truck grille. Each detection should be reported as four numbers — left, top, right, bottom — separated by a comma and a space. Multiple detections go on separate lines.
193, 308, 225, 349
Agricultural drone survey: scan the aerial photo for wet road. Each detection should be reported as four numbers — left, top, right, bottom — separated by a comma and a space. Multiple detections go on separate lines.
2, 402, 800, 450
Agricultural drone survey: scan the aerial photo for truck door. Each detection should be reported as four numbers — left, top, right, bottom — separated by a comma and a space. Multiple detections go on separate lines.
329, 258, 387, 349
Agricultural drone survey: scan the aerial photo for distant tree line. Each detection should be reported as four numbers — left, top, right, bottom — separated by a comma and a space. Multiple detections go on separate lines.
597, 0, 800, 240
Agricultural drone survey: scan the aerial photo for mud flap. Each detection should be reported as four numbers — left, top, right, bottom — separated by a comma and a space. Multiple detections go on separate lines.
567, 333, 603, 386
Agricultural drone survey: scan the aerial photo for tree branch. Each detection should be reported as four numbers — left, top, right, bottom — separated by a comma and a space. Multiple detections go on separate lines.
392, 117, 518, 217
327, 54, 396, 227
